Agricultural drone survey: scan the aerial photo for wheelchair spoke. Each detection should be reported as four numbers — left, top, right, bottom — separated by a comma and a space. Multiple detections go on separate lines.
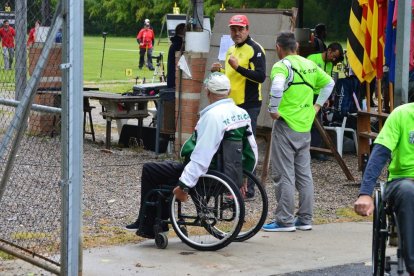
170, 171, 244, 251
234, 170, 268, 242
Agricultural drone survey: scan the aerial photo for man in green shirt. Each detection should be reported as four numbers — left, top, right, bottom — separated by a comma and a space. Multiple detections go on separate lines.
354, 101, 414, 275
307, 42, 343, 161
262, 32, 334, 232
307, 42, 343, 78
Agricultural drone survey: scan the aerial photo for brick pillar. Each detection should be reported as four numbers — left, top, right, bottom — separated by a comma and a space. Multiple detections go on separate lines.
28, 42, 62, 135
28, 93, 60, 136
175, 52, 207, 153
28, 42, 62, 89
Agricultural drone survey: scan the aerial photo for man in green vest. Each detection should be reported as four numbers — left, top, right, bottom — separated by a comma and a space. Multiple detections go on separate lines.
262, 31, 334, 232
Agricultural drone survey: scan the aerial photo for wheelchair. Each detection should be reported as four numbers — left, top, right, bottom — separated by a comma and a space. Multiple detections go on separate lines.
372, 182, 405, 275
139, 170, 244, 251
139, 138, 268, 251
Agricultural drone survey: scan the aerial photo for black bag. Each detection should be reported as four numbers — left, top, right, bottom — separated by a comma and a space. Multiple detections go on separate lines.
210, 138, 243, 188
332, 76, 361, 123
118, 124, 169, 153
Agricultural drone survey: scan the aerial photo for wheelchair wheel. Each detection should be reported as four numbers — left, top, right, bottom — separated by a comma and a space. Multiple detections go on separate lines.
170, 170, 244, 251
234, 170, 268, 242
155, 232, 168, 249
372, 188, 387, 276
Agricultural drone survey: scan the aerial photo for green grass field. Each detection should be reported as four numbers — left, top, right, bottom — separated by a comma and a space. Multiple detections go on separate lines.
84, 36, 170, 93
3, 37, 347, 93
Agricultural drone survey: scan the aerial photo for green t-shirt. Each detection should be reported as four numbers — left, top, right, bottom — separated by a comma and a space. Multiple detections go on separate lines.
307, 53, 333, 95
270, 55, 332, 132
374, 103, 414, 180
307, 53, 333, 74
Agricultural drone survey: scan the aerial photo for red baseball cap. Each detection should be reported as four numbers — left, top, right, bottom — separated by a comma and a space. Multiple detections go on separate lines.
228, 15, 249, 27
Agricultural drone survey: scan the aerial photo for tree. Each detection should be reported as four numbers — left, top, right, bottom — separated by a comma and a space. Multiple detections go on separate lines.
84, 0, 189, 36
83, 0, 351, 41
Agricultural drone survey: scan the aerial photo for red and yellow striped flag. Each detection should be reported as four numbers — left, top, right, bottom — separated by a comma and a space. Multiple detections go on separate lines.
347, 0, 386, 82
347, 0, 371, 82
376, 0, 387, 79
364, 0, 387, 79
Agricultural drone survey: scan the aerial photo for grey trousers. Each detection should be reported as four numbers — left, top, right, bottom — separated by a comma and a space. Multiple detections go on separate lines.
2, 47, 14, 70
384, 178, 414, 273
270, 119, 314, 226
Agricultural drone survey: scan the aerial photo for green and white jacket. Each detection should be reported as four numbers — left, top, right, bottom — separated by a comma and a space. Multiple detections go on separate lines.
179, 98, 258, 188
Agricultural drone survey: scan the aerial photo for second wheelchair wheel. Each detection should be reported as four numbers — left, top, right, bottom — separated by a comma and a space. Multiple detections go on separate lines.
234, 170, 268, 242
372, 188, 387, 276
170, 170, 245, 251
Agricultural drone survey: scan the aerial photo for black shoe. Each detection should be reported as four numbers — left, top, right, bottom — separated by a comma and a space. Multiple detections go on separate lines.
136, 230, 155, 239
135, 224, 168, 239
149, 67, 155, 71
136, 223, 158, 239
125, 220, 140, 231
138, 66, 143, 70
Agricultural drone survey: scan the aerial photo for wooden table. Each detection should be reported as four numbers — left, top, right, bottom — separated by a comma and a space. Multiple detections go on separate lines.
83, 91, 160, 152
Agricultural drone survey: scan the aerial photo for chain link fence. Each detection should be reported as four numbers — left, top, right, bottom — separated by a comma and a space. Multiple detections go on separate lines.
0, 0, 179, 274
0, 0, 75, 274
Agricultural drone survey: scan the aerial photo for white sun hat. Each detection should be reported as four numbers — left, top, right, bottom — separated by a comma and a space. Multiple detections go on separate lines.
205, 72, 230, 95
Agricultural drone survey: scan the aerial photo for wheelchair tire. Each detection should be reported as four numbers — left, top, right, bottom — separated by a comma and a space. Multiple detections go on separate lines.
234, 170, 268, 242
372, 188, 387, 276
170, 170, 245, 251
155, 232, 168, 249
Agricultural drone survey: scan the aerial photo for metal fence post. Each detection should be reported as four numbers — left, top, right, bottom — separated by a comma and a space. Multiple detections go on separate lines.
394, 0, 411, 106
14, 0, 27, 100
60, 0, 84, 274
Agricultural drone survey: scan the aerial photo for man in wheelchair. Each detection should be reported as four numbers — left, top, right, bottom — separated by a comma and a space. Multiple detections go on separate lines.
354, 100, 414, 275
125, 72, 258, 238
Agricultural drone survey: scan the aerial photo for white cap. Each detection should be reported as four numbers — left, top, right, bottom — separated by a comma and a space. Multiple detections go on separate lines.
205, 72, 230, 95
144, 19, 150, 25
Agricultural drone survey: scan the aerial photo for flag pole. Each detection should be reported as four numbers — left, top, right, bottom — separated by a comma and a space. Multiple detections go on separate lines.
377, 78, 382, 114
366, 82, 371, 112
389, 82, 394, 111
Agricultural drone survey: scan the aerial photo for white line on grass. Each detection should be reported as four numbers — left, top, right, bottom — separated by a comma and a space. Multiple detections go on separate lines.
105, 48, 165, 55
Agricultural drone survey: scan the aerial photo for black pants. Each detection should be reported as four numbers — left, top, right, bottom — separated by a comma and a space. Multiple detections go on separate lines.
139, 48, 154, 69
137, 161, 184, 236
243, 106, 260, 197
310, 92, 326, 147
310, 109, 324, 148
384, 178, 414, 273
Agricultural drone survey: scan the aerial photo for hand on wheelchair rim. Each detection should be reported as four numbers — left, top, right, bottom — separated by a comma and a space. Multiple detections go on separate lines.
173, 186, 189, 202
354, 195, 374, 216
